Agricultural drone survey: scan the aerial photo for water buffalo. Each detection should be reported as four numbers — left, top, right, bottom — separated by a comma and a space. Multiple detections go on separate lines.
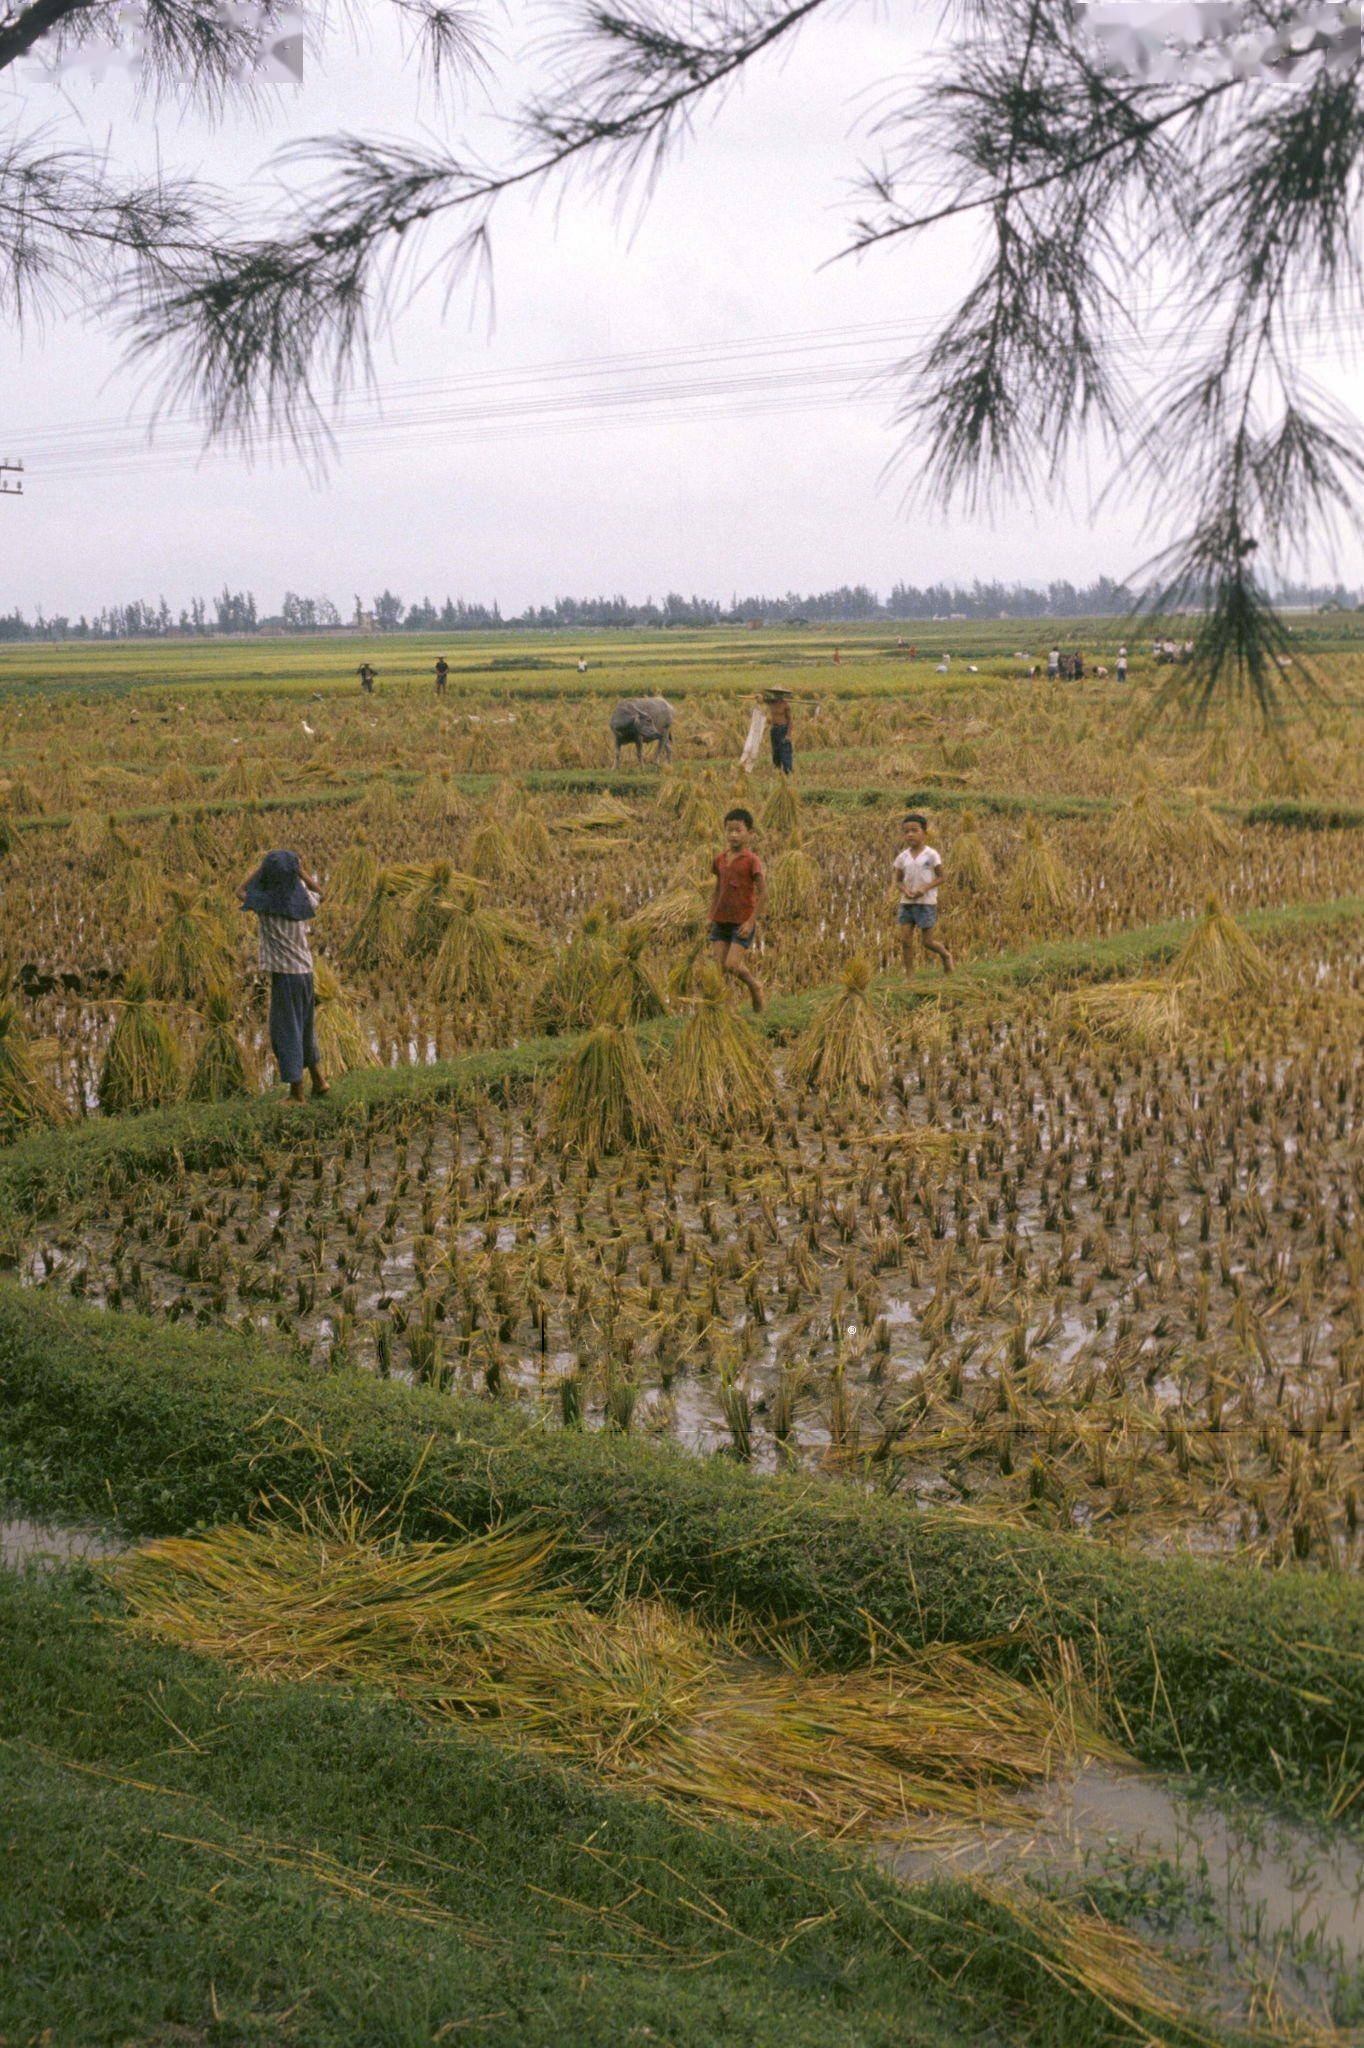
610, 695, 674, 768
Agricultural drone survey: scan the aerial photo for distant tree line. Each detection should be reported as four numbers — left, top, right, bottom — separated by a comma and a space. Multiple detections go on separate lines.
1, 576, 1360, 644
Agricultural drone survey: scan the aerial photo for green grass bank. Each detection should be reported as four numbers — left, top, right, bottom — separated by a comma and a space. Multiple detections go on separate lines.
3, 1289, 1364, 1815
0, 1566, 1257, 2048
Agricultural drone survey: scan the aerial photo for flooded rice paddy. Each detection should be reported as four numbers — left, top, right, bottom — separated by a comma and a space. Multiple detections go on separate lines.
18, 921, 1364, 1565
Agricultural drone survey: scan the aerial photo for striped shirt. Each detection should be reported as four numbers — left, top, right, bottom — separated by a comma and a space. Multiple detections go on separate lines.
256, 888, 318, 974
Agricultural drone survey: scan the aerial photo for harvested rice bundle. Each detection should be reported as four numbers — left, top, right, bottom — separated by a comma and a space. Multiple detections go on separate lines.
1004, 817, 1074, 915
159, 810, 216, 872
340, 868, 407, 972
147, 886, 236, 1003
1063, 979, 1185, 1054
115, 852, 167, 926
951, 808, 994, 892
462, 810, 525, 882
312, 958, 371, 1074
554, 794, 637, 835
532, 912, 618, 1034
327, 832, 380, 914
547, 1021, 671, 1157
1178, 792, 1238, 860
114, 1514, 1106, 1840
98, 967, 183, 1114
1107, 786, 1179, 859
1169, 896, 1272, 996
765, 844, 819, 921
213, 754, 278, 800
761, 778, 800, 844
511, 798, 554, 866
625, 870, 710, 945
67, 807, 105, 859
426, 886, 544, 1006
187, 987, 256, 1101
413, 772, 469, 826
0, 996, 69, 1138
666, 961, 773, 1130
788, 955, 888, 1100
359, 776, 405, 831
598, 926, 669, 1024
394, 859, 464, 958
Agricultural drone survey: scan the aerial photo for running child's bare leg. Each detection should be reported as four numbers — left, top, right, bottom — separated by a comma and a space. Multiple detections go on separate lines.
724, 943, 765, 1013
922, 931, 954, 974
898, 928, 918, 977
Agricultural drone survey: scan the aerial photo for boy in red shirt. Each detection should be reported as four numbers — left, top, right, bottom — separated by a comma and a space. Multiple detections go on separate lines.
709, 806, 766, 1013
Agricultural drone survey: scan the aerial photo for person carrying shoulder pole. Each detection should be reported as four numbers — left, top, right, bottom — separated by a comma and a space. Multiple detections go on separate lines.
764, 689, 793, 774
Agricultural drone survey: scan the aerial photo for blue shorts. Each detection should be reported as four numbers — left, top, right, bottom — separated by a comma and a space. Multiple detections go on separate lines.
710, 921, 754, 949
897, 903, 938, 929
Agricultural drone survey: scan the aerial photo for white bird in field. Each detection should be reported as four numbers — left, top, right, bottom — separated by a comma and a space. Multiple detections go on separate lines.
301, 719, 316, 736
936, 657, 950, 673
968, 663, 979, 673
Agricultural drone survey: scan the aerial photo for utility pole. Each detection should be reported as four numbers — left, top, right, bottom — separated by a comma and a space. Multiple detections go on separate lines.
0, 459, 22, 497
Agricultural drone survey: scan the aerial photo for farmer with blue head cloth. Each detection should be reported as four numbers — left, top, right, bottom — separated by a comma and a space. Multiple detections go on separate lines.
241, 850, 329, 1102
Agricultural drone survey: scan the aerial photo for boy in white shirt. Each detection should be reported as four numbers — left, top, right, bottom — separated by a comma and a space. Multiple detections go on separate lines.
894, 813, 953, 975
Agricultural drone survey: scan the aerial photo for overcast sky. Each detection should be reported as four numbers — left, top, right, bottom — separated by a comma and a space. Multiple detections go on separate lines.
3, 1, 1363, 619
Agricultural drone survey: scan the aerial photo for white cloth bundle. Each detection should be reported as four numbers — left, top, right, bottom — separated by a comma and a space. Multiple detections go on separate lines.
739, 706, 767, 774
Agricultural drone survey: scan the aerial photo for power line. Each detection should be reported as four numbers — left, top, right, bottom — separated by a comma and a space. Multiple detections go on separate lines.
13, 299, 1361, 484
0, 459, 22, 498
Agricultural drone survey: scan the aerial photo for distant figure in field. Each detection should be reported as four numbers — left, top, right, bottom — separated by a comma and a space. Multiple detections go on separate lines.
610, 695, 674, 768
894, 812, 953, 976
936, 654, 950, 675
241, 850, 329, 1103
1117, 645, 1128, 684
765, 689, 793, 774
577, 658, 588, 674
357, 662, 376, 695
1047, 647, 1060, 682
434, 657, 449, 695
